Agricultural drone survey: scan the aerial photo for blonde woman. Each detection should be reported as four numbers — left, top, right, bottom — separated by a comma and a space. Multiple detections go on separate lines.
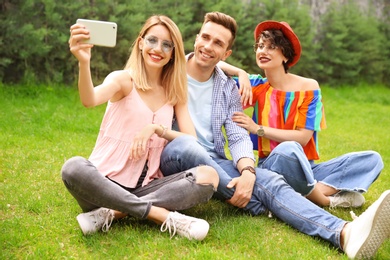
62, 15, 218, 240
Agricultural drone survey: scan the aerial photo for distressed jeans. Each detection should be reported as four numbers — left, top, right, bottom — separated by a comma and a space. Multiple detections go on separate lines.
61, 156, 214, 219
160, 136, 346, 248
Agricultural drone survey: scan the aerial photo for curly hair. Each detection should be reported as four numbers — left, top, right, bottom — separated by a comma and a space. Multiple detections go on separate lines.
260, 30, 295, 73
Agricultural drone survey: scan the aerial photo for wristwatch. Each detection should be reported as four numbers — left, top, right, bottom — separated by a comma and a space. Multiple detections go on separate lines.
256, 125, 265, 137
240, 166, 256, 176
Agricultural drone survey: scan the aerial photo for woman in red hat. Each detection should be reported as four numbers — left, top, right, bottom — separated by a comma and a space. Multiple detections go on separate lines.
219, 20, 383, 208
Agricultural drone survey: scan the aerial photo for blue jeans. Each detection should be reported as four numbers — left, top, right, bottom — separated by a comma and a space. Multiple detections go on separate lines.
260, 141, 383, 196
160, 136, 346, 248
62, 156, 215, 219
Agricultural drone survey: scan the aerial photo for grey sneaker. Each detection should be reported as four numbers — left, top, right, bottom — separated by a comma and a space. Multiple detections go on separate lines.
329, 191, 365, 208
76, 207, 115, 235
160, 211, 209, 241
343, 190, 390, 259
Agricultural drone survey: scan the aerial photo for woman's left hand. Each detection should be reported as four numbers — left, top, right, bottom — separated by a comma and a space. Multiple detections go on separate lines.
232, 112, 257, 134
237, 70, 253, 106
129, 125, 156, 160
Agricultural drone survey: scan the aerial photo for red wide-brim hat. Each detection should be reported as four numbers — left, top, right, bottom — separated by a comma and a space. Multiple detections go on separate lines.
254, 20, 301, 68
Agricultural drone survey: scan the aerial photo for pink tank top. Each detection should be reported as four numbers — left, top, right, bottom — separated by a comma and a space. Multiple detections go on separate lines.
88, 88, 173, 188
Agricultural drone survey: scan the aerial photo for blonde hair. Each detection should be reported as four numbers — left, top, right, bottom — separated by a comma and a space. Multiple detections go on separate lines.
124, 15, 187, 105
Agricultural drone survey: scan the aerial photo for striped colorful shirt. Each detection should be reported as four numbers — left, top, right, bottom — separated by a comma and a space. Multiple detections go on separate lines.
237, 74, 326, 160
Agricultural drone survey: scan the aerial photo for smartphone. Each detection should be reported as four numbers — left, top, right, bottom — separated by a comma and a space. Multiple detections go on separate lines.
76, 19, 117, 47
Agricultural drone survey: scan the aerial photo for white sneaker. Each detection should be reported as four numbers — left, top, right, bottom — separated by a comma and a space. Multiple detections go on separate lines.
329, 191, 365, 208
343, 190, 390, 259
160, 211, 209, 241
76, 207, 115, 235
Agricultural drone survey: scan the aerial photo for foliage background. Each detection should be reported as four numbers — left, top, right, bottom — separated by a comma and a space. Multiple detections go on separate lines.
1, 0, 389, 87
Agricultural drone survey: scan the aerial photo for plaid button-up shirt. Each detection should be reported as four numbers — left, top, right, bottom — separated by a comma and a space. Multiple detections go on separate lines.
187, 53, 255, 166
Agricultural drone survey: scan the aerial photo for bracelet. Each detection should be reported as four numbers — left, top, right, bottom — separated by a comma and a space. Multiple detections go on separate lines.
240, 166, 256, 176
158, 124, 168, 138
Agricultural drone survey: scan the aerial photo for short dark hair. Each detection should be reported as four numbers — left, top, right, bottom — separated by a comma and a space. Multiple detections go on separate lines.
203, 12, 237, 50
260, 30, 295, 73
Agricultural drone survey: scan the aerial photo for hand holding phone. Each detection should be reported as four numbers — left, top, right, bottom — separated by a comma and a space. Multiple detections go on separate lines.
76, 19, 117, 47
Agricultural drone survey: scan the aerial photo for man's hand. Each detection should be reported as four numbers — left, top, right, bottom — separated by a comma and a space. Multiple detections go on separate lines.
226, 171, 256, 208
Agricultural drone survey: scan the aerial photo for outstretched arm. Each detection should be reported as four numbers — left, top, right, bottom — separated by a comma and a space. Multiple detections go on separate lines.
69, 23, 125, 108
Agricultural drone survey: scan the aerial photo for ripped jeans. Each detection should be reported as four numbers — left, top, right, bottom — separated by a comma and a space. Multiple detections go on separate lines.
160, 136, 346, 249
61, 156, 215, 219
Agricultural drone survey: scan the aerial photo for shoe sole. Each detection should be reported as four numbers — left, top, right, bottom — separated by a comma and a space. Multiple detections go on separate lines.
354, 191, 390, 259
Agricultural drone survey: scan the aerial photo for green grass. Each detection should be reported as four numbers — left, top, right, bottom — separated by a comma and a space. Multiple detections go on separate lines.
1, 83, 389, 259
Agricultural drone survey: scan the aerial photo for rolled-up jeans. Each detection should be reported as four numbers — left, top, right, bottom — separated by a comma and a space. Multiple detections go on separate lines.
160, 135, 346, 248
61, 156, 215, 219
259, 141, 383, 196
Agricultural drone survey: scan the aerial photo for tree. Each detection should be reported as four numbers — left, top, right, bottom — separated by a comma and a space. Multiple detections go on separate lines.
237, 0, 313, 77
378, 1, 390, 85
316, 1, 386, 86
0, 0, 388, 86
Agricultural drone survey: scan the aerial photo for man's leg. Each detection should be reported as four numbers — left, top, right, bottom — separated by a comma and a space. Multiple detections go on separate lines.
161, 136, 390, 248
252, 167, 345, 248
160, 135, 211, 174
211, 157, 345, 248
160, 135, 253, 205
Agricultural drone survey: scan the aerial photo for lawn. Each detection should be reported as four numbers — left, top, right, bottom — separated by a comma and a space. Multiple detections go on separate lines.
1, 83, 389, 259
